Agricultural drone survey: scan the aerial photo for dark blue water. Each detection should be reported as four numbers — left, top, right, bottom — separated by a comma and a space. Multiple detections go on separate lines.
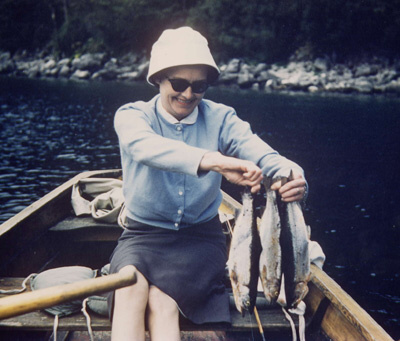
1, 76, 399, 338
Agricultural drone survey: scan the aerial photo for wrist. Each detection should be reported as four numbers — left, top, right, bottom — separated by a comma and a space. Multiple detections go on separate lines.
199, 151, 222, 172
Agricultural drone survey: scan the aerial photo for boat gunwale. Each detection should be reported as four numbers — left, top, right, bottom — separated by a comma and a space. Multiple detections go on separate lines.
309, 265, 393, 341
0, 169, 121, 238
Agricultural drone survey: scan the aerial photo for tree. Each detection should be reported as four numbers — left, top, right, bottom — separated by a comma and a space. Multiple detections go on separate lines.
187, 0, 302, 62
0, 0, 398, 61
0, 0, 54, 53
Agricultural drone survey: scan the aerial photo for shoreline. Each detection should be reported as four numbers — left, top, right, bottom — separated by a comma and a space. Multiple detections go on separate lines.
1, 51, 400, 96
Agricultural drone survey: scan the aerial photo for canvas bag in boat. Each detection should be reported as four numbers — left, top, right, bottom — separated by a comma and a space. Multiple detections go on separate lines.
0, 266, 97, 341
85, 263, 111, 317
71, 177, 127, 226
30, 266, 97, 341
30, 266, 97, 317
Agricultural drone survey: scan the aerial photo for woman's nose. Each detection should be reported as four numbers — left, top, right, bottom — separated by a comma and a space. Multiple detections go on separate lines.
181, 86, 194, 98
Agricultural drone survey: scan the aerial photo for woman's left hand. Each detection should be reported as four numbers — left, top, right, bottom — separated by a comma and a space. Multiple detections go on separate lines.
270, 170, 307, 202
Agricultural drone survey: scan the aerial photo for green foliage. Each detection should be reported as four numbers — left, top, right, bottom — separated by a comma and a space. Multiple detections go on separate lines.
187, 0, 302, 62
301, 0, 400, 58
0, 0, 398, 61
49, 0, 200, 56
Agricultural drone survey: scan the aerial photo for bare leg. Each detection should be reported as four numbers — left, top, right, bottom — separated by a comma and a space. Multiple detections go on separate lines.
111, 265, 149, 341
147, 286, 180, 341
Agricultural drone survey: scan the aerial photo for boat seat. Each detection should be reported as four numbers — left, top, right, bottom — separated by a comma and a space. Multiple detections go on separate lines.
0, 277, 304, 332
49, 216, 123, 242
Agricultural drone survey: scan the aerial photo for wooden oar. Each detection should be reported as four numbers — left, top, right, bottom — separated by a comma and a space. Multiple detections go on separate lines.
0, 267, 136, 320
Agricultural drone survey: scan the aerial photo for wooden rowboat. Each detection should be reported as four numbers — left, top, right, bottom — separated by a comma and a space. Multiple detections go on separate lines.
0, 170, 394, 340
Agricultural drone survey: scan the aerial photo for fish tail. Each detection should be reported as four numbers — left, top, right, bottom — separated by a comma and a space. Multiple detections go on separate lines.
288, 169, 295, 181
263, 177, 273, 190
240, 186, 254, 207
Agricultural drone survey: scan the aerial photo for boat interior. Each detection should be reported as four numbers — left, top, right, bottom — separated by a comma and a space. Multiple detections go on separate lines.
0, 170, 393, 340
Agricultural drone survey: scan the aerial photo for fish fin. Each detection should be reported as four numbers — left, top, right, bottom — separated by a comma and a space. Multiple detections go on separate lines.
260, 265, 273, 305
229, 269, 243, 314
288, 169, 295, 181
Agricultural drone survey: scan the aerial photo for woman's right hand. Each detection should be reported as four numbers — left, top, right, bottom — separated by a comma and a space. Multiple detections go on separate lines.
199, 152, 263, 193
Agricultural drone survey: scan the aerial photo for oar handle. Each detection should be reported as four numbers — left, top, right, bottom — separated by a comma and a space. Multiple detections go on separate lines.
0, 267, 137, 320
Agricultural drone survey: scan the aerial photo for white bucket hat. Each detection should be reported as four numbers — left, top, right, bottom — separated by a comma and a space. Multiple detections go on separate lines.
147, 27, 220, 86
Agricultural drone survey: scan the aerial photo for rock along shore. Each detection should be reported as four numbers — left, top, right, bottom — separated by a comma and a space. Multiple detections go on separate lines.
1, 50, 400, 95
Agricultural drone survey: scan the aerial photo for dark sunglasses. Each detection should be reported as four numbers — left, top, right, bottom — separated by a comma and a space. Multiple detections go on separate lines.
168, 78, 209, 94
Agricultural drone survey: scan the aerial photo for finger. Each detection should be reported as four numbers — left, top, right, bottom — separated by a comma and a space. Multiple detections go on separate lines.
281, 193, 303, 202
243, 170, 257, 181
232, 173, 262, 191
250, 183, 261, 194
242, 176, 263, 189
252, 174, 264, 186
291, 170, 303, 179
243, 167, 262, 181
270, 179, 282, 191
279, 178, 306, 195
281, 188, 302, 199
281, 186, 306, 201
242, 170, 263, 183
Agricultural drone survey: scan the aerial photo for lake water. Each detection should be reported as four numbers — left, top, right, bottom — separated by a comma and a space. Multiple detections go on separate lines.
0, 76, 399, 338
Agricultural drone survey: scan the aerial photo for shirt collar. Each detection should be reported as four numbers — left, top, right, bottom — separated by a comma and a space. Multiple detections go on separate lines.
156, 98, 198, 125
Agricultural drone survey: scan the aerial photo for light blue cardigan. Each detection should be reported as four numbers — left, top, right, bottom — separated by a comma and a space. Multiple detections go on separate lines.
115, 94, 304, 230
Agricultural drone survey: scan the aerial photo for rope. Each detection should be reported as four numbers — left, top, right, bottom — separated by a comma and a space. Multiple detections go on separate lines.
248, 313, 256, 341
0, 273, 37, 294
81, 298, 94, 341
52, 314, 59, 341
289, 301, 307, 341
282, 306, 297, 341
299, 313, 306, 341
224, 214, 234, 235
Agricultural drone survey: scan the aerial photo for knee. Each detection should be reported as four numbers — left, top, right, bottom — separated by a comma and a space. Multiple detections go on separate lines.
147, 286, 178, 317
114, 266, 149, 308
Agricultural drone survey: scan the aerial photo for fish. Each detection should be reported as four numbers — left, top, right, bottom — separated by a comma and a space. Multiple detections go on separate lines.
277, 170, 311, 308
258, 177, 282, 305
227, 186, 261, 316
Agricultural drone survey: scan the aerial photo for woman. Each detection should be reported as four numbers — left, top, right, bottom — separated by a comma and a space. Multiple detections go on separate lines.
109, 26, 307, 341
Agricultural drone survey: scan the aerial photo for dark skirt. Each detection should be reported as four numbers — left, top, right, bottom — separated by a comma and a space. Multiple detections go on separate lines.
107, 216, 231, 325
